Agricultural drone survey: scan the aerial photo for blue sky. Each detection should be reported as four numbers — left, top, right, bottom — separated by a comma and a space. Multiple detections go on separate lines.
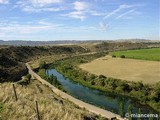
0, 0, 159, 41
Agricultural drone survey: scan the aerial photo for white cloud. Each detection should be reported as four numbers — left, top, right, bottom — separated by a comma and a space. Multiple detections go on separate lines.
89, 10, 106, 16
99, 22, 109, 31
0, 0, 9, 4
30, 0, 62, 7
15, 0, 63, 12
22, 5, 62, 12
0, 24, 49, 34
104, 4, 132, 19
73, 1, 88, 11
61, 11, 86, 21
61, 1, 89, 21
0, 21, 61, 34
116, 9, 136, 19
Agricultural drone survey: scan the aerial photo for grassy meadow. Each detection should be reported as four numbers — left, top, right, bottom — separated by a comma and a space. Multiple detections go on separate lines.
111, 48, 160, 61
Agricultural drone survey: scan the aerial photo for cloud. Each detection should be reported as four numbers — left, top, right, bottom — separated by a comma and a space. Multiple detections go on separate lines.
0, 0, 9, 4
61, 1, 89, 21
73, 1, 88, 11
0, 20, 61, 34
116, 9, 137, 19
30, 0, 62, 7
89, 10, 106, 16
0, 20, 99, 40
99, 22, 109, 31
104, 4, 132, 19
61, 11, 86, 21
22, 5, 62, 12
15, 0, 63, 12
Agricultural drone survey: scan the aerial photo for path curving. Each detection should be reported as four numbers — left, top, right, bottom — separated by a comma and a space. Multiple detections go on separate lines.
26, 62, 125, 120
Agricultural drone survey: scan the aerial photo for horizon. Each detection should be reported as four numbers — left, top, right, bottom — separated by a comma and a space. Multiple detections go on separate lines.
0, 0, 159, 41
1, 38, 159, 42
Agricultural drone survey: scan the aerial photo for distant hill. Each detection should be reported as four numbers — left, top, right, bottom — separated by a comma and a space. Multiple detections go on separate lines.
0, 40, 83, 46
0, 39, 159, 46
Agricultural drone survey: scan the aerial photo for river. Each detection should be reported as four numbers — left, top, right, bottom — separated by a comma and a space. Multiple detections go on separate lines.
46, 69, 159, 119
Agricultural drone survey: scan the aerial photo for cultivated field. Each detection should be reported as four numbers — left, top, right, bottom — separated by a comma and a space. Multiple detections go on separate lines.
79, 55, 160, 84
111, 48, 160, 61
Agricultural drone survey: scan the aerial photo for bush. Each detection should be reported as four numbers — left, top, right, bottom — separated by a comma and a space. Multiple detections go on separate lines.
39, 61, 47, 69
26, 74, 31, 83
112, 55, 116, 58
0, 103, 3, 113
120, 55, 125, 58
98, 74, 106, 79
91, 81, 96, 85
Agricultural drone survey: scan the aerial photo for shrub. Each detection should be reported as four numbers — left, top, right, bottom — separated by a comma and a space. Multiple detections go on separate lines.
26, 74, 31, 83
98, 75, 106, 79
39, 61, 47, 69
91, 81, 95, 85
0, 103, 3, 113
112, 55, 116, 58
120, 55, 125, 58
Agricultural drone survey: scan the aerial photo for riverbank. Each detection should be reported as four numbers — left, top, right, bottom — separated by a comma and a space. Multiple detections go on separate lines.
52, 54, 160, 113
26, 62, 124, 120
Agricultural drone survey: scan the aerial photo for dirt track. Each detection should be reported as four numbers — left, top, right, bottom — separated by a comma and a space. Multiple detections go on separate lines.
79, 55, 160, 84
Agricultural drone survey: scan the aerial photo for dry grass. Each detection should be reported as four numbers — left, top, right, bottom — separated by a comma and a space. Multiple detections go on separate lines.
79, 55, 160, 84
30, 54, 68, 69
0, 79, 96, 120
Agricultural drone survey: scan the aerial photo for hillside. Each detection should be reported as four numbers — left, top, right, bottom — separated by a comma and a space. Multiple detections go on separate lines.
80, 41, 160, 52
0, 45, 86, 82
0, 79, 101, 120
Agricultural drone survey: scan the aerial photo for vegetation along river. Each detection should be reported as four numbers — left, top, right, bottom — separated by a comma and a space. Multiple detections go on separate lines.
46, 69, 159, 119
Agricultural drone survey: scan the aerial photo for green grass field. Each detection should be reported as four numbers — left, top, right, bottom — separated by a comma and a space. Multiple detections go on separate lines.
111, 48, 160, 61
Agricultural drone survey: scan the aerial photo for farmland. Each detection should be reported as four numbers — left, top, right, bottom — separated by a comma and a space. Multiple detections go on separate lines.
79, 55, 160, 84
111, 48, 160, 61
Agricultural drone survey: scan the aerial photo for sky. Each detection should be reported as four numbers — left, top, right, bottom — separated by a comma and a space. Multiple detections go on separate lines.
0, 0, 159, 41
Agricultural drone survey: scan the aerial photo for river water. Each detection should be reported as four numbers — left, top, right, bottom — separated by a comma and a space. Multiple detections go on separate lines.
46, 69, 159, 119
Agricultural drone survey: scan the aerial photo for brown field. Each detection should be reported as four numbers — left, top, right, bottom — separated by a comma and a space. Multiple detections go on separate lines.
79, 55, 160, 84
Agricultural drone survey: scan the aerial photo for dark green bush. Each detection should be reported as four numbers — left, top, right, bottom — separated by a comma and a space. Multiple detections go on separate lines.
120, 55, 125, 58
112, 55, 116, 58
